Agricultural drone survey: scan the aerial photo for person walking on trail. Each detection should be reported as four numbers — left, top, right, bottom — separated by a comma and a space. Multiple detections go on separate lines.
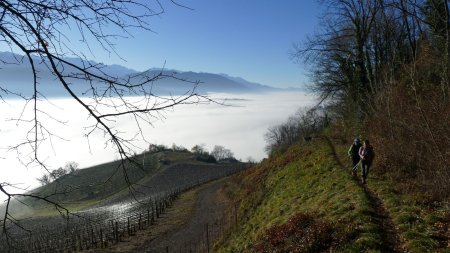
348, 138, 362, 177
359, 140, 375, 184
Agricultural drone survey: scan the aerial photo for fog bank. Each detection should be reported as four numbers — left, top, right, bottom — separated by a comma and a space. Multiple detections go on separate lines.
0, 91, 316, 191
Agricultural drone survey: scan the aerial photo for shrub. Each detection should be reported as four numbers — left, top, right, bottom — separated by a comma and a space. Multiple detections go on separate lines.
265, 107, 329, 155
369, 81, 450, 200
252, 213, 339, 252
195, 153, 217, 163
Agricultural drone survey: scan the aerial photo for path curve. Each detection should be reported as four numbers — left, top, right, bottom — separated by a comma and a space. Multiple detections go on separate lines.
136, 178, 229, 252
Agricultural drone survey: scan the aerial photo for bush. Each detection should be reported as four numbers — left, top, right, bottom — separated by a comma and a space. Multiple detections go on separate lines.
369, 64, 450, 200
252, 213, 340, 252
148, 144, 169, 153
171, 143, 188, 152
210, 145, 236, 161
195, 153, 217, 163
265, 107, 329, 155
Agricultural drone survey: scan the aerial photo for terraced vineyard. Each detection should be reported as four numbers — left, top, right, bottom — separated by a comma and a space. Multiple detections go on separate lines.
0, 163, 246, 252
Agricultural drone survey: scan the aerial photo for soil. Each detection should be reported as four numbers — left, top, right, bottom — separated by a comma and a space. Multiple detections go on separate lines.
89, 177, 231, 253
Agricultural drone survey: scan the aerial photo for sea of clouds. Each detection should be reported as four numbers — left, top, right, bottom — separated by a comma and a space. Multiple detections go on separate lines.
0, 91, 316, 194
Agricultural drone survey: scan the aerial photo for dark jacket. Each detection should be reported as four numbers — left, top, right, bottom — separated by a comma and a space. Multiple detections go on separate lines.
359, 145, 375, 162
348, 143, 362, 158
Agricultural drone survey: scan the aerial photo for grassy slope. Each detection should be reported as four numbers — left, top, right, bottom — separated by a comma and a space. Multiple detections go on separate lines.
13, 150, 214, 217
368, 171, 450, 252
217, 139, 382, 252
217, 138, 450, 252
332, 140, 450, 252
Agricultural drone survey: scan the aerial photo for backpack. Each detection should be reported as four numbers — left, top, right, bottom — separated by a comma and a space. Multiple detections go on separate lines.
350, 143, 361, 157
363, 145, 375, 161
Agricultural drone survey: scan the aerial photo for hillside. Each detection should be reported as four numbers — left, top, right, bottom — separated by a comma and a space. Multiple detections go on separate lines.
0, 148, 245, 251
216, 137, 450, 252
6, 148, 241, 218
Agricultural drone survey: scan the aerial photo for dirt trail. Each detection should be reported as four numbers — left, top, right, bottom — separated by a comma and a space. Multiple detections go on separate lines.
138, 179, 229, 252
324, 137, 404, 252
91, 178, 231, 253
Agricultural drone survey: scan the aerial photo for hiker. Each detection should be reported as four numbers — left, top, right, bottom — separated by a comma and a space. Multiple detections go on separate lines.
359, 140, 375, 184
348, 138, 362, 177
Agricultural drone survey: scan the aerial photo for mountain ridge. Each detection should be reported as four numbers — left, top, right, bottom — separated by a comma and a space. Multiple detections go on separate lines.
0, 51, 289, 97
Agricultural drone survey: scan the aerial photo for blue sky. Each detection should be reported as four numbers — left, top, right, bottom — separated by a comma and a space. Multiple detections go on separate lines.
97, 0, 321, 89
1, 1, 321, 89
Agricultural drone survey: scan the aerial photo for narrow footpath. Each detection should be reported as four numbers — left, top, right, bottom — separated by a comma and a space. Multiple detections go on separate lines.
324, 137, 404, 252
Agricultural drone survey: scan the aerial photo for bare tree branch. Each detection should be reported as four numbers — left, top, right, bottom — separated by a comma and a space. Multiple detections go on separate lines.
0, 0, 212, 240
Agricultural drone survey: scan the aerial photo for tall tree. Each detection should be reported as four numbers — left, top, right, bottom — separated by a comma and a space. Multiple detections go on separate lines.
294, 0, 381, 117
422, 0, 450, 91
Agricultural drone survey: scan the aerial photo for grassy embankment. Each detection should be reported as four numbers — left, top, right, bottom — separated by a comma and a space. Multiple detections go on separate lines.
367, 170, 450, 251
216, 137, 450, 252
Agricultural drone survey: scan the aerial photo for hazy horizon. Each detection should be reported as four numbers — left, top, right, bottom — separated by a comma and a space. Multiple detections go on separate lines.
0, 91, 316, 195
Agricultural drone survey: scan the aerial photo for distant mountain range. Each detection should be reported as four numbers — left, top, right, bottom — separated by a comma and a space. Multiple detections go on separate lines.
0, 52, 297, 97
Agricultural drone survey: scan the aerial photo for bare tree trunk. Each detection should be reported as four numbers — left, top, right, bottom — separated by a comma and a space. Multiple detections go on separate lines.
444, 0, 450, 94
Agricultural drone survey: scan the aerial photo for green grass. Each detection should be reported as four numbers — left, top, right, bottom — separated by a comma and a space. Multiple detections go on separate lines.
333, 139, 450, 253
217, 137, 449, 252
368, 178, 450, 252
216, 139, 385, 252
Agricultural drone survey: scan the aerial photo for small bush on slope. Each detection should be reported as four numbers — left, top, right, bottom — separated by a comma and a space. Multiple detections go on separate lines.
252, 212, 342, 252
